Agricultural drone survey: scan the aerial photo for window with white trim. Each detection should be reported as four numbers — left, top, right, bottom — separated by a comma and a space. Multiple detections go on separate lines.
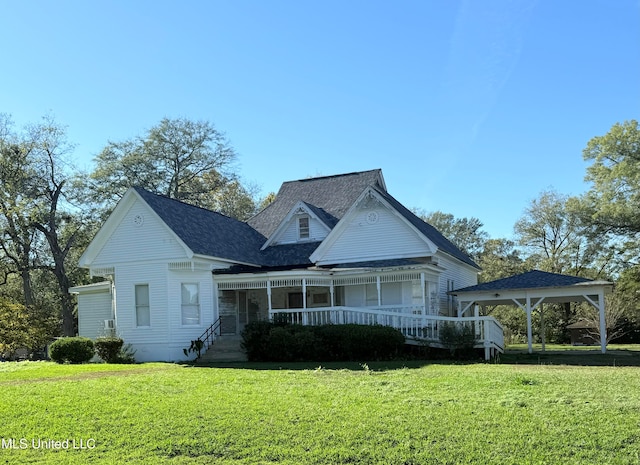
135, 284, 150, 327
181, 283, 200, 325
298, 216, 310, 240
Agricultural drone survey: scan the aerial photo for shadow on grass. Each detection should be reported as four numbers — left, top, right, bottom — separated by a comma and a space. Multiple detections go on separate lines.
499, 349, 640, 367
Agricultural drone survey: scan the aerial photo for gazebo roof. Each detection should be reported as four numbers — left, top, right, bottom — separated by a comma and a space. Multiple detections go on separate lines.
453, 270, 609, 294
450, 270, 613, 308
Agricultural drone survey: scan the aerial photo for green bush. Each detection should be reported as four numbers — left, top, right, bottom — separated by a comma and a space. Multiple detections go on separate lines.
49, 337, 95, 364
94, 337, 124, 363
439, 322, 479, 359
241, 321, 404, 362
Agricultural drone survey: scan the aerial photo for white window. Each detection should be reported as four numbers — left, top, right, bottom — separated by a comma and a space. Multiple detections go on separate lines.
135, 284, 150, 327
181, 283, 200, 325
298, 217, 310, 239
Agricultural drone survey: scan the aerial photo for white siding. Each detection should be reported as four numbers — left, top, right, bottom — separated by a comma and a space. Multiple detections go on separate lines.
92, 200, 187, 267
272, 216, 328, 245
77, 289, 112, 339
166, 269, 216, 360
316, 207, 432, 264
436, 253, 478, 316
113, 262, 171, 361
112, 263, 218, 362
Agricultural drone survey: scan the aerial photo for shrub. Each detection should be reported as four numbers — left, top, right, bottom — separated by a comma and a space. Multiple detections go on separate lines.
94, 337, 124, 363
116, 343, 137, 364
241, 320, 276, 361
49, 337, 95, 364
439, 322, 479, 359
241, 321, 404, 362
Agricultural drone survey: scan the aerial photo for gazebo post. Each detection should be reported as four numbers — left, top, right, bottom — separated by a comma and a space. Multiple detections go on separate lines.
526, 295, 533, 354
598, 288, 607, 354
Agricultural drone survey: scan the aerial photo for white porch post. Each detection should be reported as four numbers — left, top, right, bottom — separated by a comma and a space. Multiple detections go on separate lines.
302, 278, 308, 325
526, 295, 533, 354
421, 273, 427, 331
302, 278, 307, 309
267, 279, 272, 315
474, 304, 480, 336
598, 288, 607, 354
330, 281, 335, 307
376, 275, 381, 307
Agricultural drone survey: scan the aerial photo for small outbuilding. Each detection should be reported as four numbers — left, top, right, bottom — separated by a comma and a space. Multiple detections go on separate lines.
566, 320, 599, 345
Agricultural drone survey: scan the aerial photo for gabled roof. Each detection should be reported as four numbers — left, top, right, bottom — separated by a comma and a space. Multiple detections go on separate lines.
133, 188, 266, 266
451, 270, 606, 293
248, 169, 386, 238
372, 187, 479, 269
260, 201, 332, 250
84, 169, 477, 273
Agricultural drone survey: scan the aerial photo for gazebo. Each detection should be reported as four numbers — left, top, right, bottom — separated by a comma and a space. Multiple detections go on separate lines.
450, 270, 614, 354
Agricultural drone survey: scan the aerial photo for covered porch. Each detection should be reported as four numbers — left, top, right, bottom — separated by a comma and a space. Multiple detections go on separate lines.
214, 266, 442, 334
213, 264, 505, 359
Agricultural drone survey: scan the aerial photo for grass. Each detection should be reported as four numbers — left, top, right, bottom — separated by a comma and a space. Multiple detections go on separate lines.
1, 358, 640, 464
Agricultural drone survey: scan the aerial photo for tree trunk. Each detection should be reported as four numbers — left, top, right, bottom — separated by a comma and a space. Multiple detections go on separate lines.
20, 267, 34, 308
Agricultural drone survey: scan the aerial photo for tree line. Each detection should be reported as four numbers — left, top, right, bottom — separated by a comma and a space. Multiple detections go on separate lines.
418, 120, 640, 343
0, 115, 638, 356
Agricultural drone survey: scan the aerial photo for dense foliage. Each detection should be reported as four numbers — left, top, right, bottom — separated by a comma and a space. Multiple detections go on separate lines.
438, 321, 479, 358
94, 337, 124, 363
241, 322, 405, 362
49, 336, 95, 364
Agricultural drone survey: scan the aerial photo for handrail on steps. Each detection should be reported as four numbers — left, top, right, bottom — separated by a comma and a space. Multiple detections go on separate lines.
198, 317, 222, 352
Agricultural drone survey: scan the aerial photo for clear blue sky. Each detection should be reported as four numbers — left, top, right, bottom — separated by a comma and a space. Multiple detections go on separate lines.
2, 0, 638, 240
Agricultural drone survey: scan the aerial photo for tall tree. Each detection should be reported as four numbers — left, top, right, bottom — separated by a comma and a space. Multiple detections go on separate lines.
417, 210, 488, 260
582, 120, 640, 236
0, 115, 43, 307
514, 190, 608, 277
0, 115, 86, 336
475, 238, 530, 282
83, 117, 256, 218
26, 117, 84, 336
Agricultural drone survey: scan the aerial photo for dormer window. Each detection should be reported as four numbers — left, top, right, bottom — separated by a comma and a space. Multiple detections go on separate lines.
298, 216, 310, 239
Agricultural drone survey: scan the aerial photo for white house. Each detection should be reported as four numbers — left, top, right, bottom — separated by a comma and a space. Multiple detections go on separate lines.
71, 169, 504, 361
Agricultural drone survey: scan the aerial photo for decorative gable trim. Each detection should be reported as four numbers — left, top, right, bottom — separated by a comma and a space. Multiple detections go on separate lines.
260, 201, 332, 250
309, 187, 438, 265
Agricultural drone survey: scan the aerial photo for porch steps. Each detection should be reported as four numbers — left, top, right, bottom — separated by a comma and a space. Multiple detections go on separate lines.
198, 335, 247, 363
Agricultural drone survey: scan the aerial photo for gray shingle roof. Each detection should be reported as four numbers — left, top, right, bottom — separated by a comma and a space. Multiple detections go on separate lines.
452, 270, 594, 293
134, 187, 266, 265
134, 168, 477, 272
248, 169, 385, 238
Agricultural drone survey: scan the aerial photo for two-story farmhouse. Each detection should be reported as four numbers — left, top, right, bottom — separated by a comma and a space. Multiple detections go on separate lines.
71, 169, 505, 361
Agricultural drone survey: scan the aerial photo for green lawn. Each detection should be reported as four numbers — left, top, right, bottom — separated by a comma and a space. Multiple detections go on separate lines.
1, 359, 639, 464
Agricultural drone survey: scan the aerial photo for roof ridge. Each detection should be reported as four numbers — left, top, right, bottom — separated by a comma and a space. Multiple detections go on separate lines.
284, 169, 382, 184
132, 186, 241, 222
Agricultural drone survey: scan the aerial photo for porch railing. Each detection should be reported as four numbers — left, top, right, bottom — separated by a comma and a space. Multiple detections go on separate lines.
269, 306, 504, 359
